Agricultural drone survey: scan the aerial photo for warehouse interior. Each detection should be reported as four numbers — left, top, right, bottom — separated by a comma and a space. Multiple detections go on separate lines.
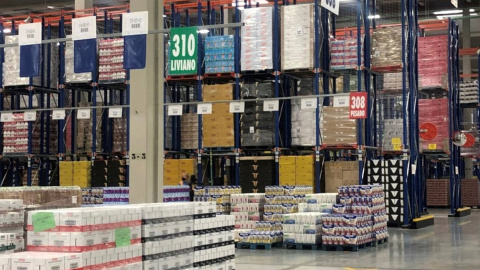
0, 0, 479, 269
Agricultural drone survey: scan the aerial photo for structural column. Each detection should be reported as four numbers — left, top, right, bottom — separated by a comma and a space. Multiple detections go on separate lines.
75, 0, 93, 9
129, 0, 164, 203
463, 12, 474, 179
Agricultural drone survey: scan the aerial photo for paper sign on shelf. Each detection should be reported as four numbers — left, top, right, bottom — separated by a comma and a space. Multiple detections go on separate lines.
109, 108, 123, 118
197, 103, 213, 115
0, 113, 13, 122
19, 22, 42, 45
52, 110, 66, 120
333, 96, 349, 107
77, 109, 91, 119
167, 105, 183, 116
263, 100, 279, 112
72, 16, 97, 41
300, 98, 317, 110
24, 112, 36, 122
321, 0, 340, 15
229, 102, 245, 113
122, 11, 149, 36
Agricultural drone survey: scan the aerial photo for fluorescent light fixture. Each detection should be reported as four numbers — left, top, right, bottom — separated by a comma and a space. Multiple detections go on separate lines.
163, 15, 167, 18
232, 0, 268, 7
471, 13, 478, 16
470, 9, 475, 12
198, 29, 209, 34
47, 5, 55, 9
433, 10, 462, 15
436, 14, 463, 19
3, 28, 11, 33
368, 15, 380, 19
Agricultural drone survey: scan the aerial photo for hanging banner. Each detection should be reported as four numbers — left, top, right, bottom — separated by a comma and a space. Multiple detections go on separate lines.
122, 11, 148, 69
168, 27, 198, 75
321, 0, 340, 15
72, 16, 97, 73
19, 22, 42, 77
349, 92, 368, 119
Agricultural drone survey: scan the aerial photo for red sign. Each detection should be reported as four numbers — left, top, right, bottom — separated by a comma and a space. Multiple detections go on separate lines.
349, 92, 368, 119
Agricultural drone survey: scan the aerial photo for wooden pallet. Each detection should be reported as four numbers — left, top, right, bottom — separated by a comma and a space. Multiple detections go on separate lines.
321, 241, 373, 252
283, 243, 321, 250
372, 238, 388, 247
235, 242, 282, 250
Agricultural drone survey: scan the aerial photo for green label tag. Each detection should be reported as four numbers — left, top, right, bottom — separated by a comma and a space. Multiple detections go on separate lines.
168, 27, 198, 75
115, 227, 131, 247
33, 212, 56, 232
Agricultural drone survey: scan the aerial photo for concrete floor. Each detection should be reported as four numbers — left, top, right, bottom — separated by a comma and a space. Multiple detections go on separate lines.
235, 209, 480, 270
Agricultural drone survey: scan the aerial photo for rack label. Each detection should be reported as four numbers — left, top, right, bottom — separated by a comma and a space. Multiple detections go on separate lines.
24, 112, 36, 122
77, 109, 91, 119
263, 100, 279, 112
19, 22, 42, 45
451, 0, 458, 8
109, 108, 123, 118
52, 110, 65, 120
122, 11, 148, 36
229, 102, 245, 113
321, 0, 340, 15
168, 105, 183, 116
0, 113, 13, 122
333, 96, 349, 107
197, 103, 212, 115
349, 92, 367, 119
168, 27, 198, 75
300, 98, 317, 110
72, 16, 97, 41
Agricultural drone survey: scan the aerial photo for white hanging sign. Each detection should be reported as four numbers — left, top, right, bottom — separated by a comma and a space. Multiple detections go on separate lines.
72, 16, 97, 41
229, 102, 245, 113
77, 109, 91, 119
24, 111, 36, 121
197, 103, 212, 115
52, 110, 66, 120
167, 105, 183, 116
451, 0, 458, 8
109, 108, 123, 118
263, 100, 279, 112
321, 0, 340, 15
122, 11, 149, 36
300, 98, 318, 110
334, 96, 349, 107
19, 23, 42, 45
0, 113, 13, 122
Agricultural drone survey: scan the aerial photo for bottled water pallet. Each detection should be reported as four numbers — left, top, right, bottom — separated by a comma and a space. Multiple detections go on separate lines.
283, 243, 321, 250
321, 241, 373, 252
235, 242, 282, 250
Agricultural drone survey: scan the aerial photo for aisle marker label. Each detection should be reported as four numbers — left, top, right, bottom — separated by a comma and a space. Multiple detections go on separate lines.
197, 103, 212, 115
300, 98, 317, 110
229, 102, 245, 113
333, 96, 349, 107
52, 110, 65, 120
451, 0, 458, 8
349, 92, 368, 119
19, 22, 42, 45
321, 0, 340, 15
72, 16, 97, 41
168, 105, 183, 116
0, 113, 13, 122
24, 112, 36, 122
263, 100, 279, 112
168, 27, 198, 75
77, 109, 91, 119
122, 11, 149, 36
109, 108, 123, 118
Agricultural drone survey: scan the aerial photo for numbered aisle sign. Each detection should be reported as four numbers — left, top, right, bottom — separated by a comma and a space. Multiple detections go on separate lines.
72, 16, 97, 73
168, 27, 198, 75
19, 22, 42, 77
349, 92, 367, 119
122, 11, 148, 69
321, 0, 340, 15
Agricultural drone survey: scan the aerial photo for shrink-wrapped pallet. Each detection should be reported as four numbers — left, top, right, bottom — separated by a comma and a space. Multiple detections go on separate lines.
181, 113, 199, 149
205, 35, 235, 73
321, 106, 357, 145
241, 83, 274, 146
3, 35, 41, 86
241, 7, 273, 71
418, 36, 448, 89
372, 27, 402, 69
65, 35, 92, 83
419, 98, 449, 152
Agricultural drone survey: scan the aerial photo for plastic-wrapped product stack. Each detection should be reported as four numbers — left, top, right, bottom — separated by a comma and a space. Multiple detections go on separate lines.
0, 199, 25, 252
193, 186, 242, 215
281, 4, 314, 70
102, 187, 129, 205
298, 193, 337, 213
460, 81, 479, 104
236, 221, 283, 246
241, 7, 273, 71
283, 212, 324, 246
263, 186, 312, 224
81, 187, 105, 205
418, 36, 448, 89
231, 193, 265, 230
372, 27, 402, 69
112, 118, 127, 153
98, 38, 126, 82
163, 186, 191, 202
76, 102, 103, 154
382, 119, 405, 151
0, 187, 82, 209
203, 84, 234, 147
331, 37, 363, 70
380, 72, 403, 91
419, 98, 449, 152
65, 35, 92, 83
205, 35, 235, 74
181, 113, 199, 149
3, 36, 38, 87
321, 106, 357, 145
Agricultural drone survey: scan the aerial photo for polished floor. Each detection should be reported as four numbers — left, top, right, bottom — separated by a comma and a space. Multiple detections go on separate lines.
236, 209, 480, 270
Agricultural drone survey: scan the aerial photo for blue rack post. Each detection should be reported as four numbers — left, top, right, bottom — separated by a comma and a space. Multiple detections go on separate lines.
401, 0, 410, 226
58, 16, 66, 164
0, 22, 4, 186
356, 0, 364, 184
273, 0, 280, 186
234, 0, 241, 186
313, 0, 322, 193
196, 1, 204, 185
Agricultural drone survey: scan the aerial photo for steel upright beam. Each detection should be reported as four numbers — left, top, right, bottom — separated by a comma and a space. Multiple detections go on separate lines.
196, 0, 204, 185
234, 0, 241, 186
273, 0, 280, 186
356, 0, 364, 184
0, 22, 4, 186
314, 0, 321, 193
58, 16, 66, 164
401, 0, 410, 226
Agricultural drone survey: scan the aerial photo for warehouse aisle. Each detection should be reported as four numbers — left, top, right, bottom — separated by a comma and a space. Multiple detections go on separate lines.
236, 209, 479, 270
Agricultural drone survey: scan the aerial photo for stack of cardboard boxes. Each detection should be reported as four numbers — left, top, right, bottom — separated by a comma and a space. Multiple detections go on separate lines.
426, 179, 450, 207
279, 156, 315, 187
203, 84, 234, 148
181, 113, 199, 149
59, 161, 91, 188
418, 35, 448, 90
372, 26, 402, 69
461, 179, 480, 207
163, 159, 196, 185
324, 161, 359, 193
321, 106, 357, 145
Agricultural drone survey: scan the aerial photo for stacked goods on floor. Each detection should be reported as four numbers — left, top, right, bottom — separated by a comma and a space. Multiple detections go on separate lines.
81, 187, 104, 205
380, 73, 403, 91
461, 179, 480, 207
163, 186, 191, 202
331, 37, 363, 70
0, 252, 92, 269
0, 187, 82, 209
193, 186, 242, 214
231, 193, 265, 230
322, 185, 389, 248
112, 118, 127, 152
460, 81, 479, 104
98, 38, 126, 82
279, 156, 315, 187
366, 160, 404, 225
3, 36, 39, 86
263, 186, 312, 223
0, 199, 25, 252
418, 36, 448, 89
205, 35, 235, 74
59, 161, 91, 188
419, 98, 449, 152
76, 102, 103, 153
283, 213, 324, 246
65, 35, 92, 83
236, 221, 283, 245
241, 7, 273, 71
181, 113, 199, 149
382, 119, 404, 151
203, 84, 234, 147
321, 106, 357, 145
298, 193, 336, 213
163, 159, 196, 185
241, 82, 275, 147
102, 187, 129, 205
372, 26, 402, 68
281, 4, 314, 70
426, 179, 450, 206
324, 161, 359, 193
239, 156, 274, 193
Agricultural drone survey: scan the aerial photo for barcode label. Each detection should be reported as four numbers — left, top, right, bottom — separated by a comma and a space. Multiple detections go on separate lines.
101, 237, 109, 243
70, 263, 79, 269
65, 220, 76, 226
51, 266, 60, 270
33, 240, 43, 245
80, 28, 89, 33
27, 34, 34, 39
54, 240, 64, 246
131, 23, 141, 29
86, 239, 94, 246
17, 267, 28, 270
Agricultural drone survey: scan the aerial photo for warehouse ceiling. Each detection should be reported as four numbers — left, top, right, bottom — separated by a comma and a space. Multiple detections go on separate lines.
0, 0, 128, 16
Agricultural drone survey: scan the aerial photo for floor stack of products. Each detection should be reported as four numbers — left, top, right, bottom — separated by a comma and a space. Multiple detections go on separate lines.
426, 179, 450, 207
298, 193, 337, 213
324, 161, 359, 193
231, 193, 265, 230
461, 179, 480, 207
279, 156, 315, 187
263, 186, 312, 223
194, 186, 242, 214
0, 200, 25, 253
283, 212, 324, 248
163, 186, 191, 203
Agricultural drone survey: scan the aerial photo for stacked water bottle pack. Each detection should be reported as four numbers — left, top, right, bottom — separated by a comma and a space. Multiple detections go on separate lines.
205, 35, 235, 74
194, 186, 242, 214
282, 212, 325, 245
235, 221, 283, 245
263, 186, 313, 223
163, 186, 191, 202
230, 193, 265, 229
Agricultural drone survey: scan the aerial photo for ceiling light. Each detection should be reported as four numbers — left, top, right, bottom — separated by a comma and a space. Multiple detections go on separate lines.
470, 9, 475, 12
436, 14, 463, 19
433, 10, 462, 15
3, 29, 11, 34
163, 15, 167, 18
471, 13, 478, 16
197, 29, 209, 34
368, 15, 380, 19
47, 6, 55, 9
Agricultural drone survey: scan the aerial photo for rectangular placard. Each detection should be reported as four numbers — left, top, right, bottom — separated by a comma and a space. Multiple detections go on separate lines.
19, 22, 42, 45
77, 109, 91, 120
167, 105, 183, 116
349, 92, 368, 119
52, 110, 66, 120
263, 100, 279, 112
333, 96, 349, 107
72, 16, 97, 41
321, 0, 340, 15
168, 27, 198, 75
229, 102, 245, 113
122, 11, 149, 36
1, 113, 13, 122
109, 108, 123, 118
24, 112, 36, 122
197, 103, 212, 115
300, 98, 317, 110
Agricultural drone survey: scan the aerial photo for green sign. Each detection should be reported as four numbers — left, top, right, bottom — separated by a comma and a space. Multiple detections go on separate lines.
33, 212, 56, 232
169, 27, 198, 75
115, 227, 131, 247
